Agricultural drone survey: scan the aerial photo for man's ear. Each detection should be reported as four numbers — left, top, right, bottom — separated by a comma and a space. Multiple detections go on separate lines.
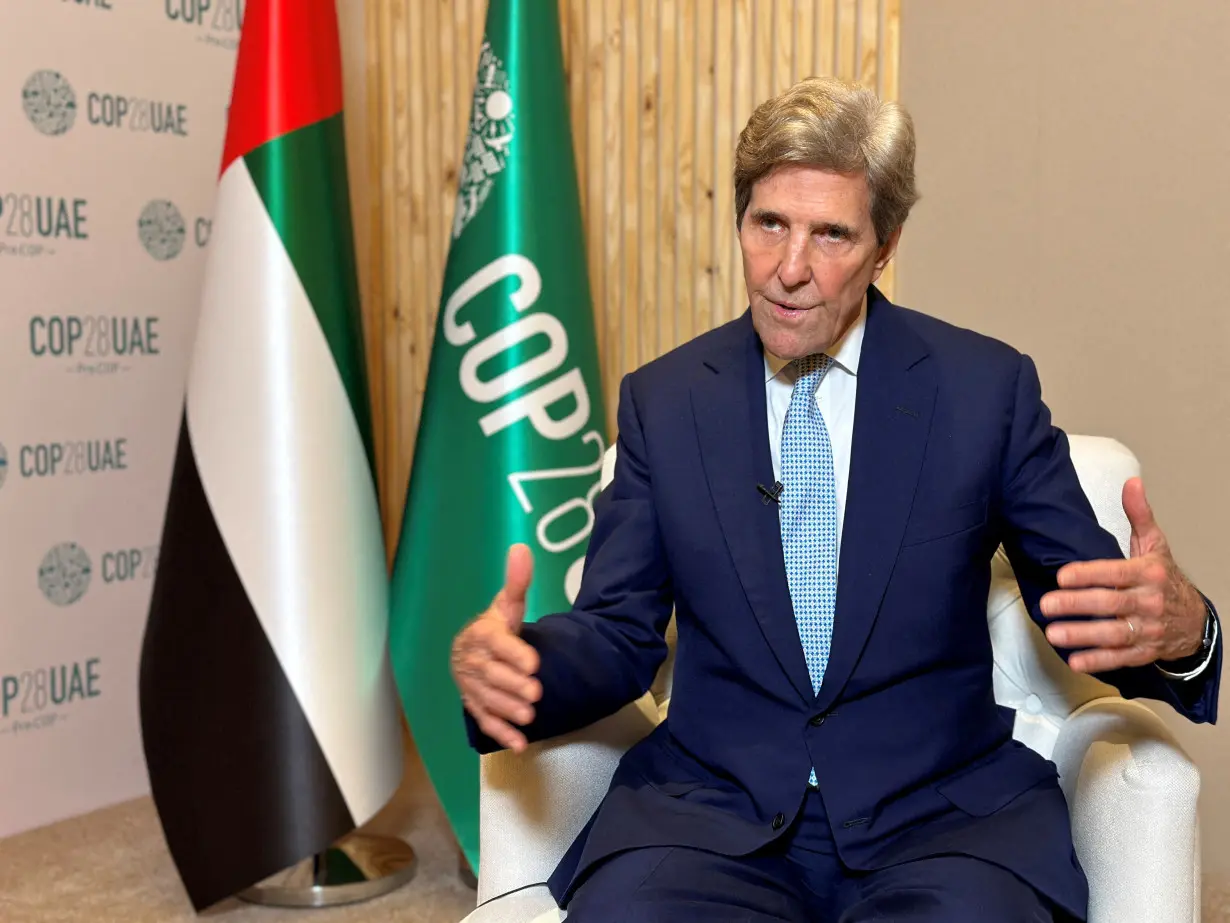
871, 225, 903, 283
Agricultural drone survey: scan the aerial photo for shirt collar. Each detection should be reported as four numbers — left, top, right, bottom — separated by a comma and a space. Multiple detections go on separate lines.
763, 299, 867, 384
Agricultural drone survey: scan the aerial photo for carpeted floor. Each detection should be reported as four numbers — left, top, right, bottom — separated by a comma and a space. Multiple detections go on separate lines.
0, 731, 478, 923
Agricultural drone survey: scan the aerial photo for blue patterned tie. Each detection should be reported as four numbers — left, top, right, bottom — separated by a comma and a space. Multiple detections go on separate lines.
779, 355, 837, 787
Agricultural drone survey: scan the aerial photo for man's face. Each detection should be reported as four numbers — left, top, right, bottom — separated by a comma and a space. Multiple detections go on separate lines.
739, 164, 900, 361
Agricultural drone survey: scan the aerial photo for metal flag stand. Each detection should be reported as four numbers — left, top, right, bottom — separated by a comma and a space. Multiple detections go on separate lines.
236, 832, 417, 908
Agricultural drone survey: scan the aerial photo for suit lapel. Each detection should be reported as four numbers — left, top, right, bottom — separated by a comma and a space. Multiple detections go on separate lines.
814, 288, 936, 714
691, 314, 816, 704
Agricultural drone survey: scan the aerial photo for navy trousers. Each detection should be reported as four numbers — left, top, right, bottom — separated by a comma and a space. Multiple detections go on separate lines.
563, 787, 1056, 923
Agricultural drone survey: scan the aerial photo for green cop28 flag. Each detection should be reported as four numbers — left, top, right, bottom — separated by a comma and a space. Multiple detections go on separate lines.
388, 0, 607, 869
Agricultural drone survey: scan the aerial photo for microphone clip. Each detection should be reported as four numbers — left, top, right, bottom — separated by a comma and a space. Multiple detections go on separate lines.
757, 481, 783, 505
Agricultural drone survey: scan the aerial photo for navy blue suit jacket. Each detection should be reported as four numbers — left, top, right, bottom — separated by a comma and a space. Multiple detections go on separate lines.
466, 287, 1220, 920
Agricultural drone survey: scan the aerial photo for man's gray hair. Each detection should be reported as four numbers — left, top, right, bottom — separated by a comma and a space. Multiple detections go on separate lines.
734, 75, 919, 245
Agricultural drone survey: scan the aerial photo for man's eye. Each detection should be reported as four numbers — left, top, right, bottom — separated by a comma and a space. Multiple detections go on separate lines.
760, 217, 782, 230
822, 227, 846, 240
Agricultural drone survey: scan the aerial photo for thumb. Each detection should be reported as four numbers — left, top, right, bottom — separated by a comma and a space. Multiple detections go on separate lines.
496, 543, 534, 630
1122, 477, 1162, 557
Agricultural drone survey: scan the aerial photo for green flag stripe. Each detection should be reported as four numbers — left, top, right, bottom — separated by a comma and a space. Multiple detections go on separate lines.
242, 114, 376, 472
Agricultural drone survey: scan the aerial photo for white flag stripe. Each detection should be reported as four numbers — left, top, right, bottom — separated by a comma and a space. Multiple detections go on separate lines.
186, 159, 401, 825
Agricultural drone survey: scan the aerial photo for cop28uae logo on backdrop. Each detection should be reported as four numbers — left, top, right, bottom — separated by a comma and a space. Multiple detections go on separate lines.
165, 0, 245, 51
38, 542, 93, 607
22, 70, 188, 137
0, 658, 103, 738
453, 39, 516, 240
22, 70, 77, 136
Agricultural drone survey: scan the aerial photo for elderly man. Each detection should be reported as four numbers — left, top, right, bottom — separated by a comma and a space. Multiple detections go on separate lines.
450, 76, 1220, 922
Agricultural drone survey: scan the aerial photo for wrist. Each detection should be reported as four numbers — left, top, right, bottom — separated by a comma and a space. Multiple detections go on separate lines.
1159, 597, 1217, 668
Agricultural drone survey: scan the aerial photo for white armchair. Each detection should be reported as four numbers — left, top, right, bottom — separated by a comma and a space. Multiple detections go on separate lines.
460, 435, 1201, 923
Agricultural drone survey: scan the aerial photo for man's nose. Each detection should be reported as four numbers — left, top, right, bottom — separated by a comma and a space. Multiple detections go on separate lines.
777, 241, 811, 288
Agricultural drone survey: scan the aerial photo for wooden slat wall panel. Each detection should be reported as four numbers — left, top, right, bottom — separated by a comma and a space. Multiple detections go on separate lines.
361, 0, 900, 537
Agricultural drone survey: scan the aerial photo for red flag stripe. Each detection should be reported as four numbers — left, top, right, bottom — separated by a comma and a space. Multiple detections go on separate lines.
220, 0, 344, 176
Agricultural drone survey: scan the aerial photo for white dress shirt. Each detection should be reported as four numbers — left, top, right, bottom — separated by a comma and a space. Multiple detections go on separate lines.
762, 304, 1213, 680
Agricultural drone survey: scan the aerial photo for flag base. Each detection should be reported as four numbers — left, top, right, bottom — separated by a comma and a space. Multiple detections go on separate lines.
236, 833, 417, 908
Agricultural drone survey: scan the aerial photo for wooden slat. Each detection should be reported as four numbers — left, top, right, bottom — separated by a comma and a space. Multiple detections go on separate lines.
817, 0, 837, 78
620, 0, 639, 380
878, 0, 900, 299
753, 0, 773, 113
774, 0, 793, 96
358, 0, 902, 530
730, 0, 754, 321
711, 0, 735, 328
368, 0, 393, 549
698, 0, 718, 339
837, 0, 857, 81
638, 0, 658, 360
678, 1, 698, 344
604, 0, 624, 391
858, 0, 879, 90
393, 0, 417, 543
657, 0, 677, 352
795, 0, 816, 83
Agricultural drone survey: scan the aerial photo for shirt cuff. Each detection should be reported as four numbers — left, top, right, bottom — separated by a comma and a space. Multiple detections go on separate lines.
1155, 602, 1219, 681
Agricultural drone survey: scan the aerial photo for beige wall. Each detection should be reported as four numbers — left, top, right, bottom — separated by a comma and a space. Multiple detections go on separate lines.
896, 0, 1230, 876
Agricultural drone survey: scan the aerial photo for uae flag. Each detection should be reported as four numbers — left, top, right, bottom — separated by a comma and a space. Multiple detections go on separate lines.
139, 0, 403, 910
389, 0, 607, 871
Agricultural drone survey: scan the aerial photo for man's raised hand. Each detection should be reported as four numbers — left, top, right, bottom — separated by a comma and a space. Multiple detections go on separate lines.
450, 544, 543, 752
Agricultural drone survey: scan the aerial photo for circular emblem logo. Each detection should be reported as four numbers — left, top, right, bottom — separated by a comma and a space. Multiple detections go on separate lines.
0, 443, 7, 490
39, 542, 92, 607
138, 200, 186, 261
22, 70, 77, 136
38, 541, 91, 607
453, 40, 516, 240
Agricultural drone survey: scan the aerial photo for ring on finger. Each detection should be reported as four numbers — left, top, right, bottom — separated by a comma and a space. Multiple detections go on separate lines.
1123, 617, 1137, 642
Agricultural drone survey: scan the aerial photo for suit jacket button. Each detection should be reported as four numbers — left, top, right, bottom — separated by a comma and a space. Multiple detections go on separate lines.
809, 714, 826, 727
772, 813, 785, 830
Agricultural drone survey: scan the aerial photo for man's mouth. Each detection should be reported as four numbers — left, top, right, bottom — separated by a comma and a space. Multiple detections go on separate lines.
771, 299, 813, 314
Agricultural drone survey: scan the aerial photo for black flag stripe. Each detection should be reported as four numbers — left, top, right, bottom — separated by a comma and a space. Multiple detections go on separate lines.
139, 412, 354, 910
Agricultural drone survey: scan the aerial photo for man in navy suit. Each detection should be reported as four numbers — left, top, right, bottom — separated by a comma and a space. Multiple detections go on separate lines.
450, 76, 1221, 921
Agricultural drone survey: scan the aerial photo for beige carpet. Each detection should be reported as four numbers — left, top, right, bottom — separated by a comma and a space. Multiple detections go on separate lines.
0, 731, 478, 923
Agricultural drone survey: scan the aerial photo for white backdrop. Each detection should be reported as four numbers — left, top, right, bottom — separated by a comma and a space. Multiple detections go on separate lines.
0, 0, 237, 838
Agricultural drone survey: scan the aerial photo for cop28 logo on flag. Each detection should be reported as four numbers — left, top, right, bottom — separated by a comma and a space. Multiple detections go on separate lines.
453, 40, 516, 240
22, 71, 77, 136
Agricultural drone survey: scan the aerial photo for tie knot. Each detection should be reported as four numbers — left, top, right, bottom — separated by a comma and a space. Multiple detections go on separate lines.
792, 354, 831, 397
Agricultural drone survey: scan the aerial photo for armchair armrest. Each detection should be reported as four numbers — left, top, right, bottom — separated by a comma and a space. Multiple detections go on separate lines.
1050, 698, 1200, 923
471, 693, 660, 906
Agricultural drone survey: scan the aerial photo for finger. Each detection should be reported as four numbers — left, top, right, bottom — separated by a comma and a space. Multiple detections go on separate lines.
468, 679, 537, 726
1122, 478, 1164, 556
1067, 644, 1156, 675
486, 625, 541, 676
497, 543, 535, 629
1046, 617, 1144, 650
482, 658, 543, 703
1041, 587, 1135, 619
1056, 558, 1144, 590
469, 703, 529, 753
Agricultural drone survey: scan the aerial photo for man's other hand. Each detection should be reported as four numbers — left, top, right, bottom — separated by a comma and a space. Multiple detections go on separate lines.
451, 543, 543, 752
1041, 477, 1208, 673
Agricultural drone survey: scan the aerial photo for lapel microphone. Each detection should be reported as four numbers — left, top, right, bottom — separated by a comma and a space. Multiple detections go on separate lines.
757, 482, 784, 505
